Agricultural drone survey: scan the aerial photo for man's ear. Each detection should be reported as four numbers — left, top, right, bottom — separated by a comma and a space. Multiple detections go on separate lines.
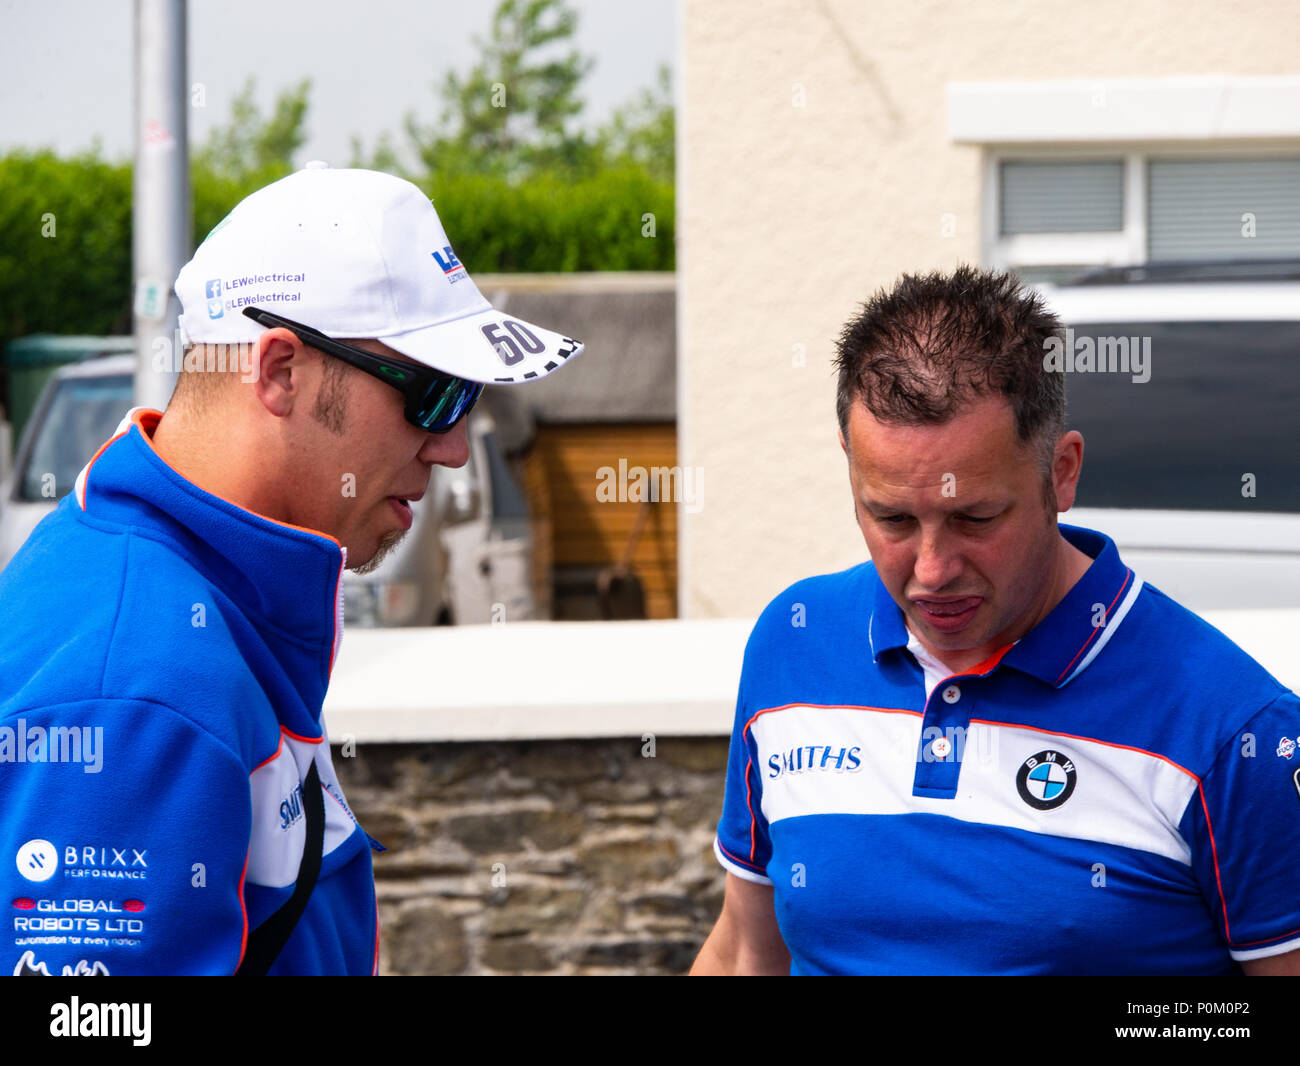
838, 427, 848, 457
251, 329, 305, 418
1052, 429, 1085, 512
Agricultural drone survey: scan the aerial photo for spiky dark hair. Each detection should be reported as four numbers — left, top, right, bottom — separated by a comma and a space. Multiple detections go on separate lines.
833, 265, 1066, 479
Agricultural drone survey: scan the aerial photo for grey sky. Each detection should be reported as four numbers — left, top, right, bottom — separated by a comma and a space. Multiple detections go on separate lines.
0, 0, 675, 168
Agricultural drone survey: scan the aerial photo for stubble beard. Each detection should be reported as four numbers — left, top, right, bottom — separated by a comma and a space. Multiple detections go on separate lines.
350, 529, 407, 575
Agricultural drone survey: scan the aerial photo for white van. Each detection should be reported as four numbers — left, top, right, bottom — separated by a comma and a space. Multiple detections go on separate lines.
1036, 260, 1300, 609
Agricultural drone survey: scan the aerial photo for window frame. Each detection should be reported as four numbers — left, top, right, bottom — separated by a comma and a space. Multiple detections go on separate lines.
982, 143, 1300, 277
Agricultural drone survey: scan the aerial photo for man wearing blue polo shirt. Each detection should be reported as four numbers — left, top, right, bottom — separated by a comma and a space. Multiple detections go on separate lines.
691, 266, 1300, 976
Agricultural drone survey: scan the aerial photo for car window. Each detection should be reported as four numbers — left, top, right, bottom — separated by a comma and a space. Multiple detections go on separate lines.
20, 375, 134, 502
1062, 321, 1299, 513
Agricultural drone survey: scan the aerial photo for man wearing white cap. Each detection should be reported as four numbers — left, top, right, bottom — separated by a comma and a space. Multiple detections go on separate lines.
0, 164, 582, 976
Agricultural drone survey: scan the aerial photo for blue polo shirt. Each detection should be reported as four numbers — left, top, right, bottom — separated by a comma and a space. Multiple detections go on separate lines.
714, 523, 1300, 975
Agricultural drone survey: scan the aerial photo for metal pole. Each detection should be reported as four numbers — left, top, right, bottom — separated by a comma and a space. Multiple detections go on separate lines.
133, 0, 189, 411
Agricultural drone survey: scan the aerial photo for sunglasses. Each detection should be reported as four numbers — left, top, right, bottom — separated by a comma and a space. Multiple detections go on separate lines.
241, 306, 483, 433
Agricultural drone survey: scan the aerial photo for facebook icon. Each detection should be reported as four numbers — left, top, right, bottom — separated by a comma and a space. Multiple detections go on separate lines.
205, 278, 224, 319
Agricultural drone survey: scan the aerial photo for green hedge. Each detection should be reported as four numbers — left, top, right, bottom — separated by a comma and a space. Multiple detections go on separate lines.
428, 165, 674, 273
0, 151, 134, 342
0, 151, 673, 366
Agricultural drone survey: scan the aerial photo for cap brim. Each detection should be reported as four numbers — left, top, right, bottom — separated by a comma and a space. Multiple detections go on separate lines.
381, 307, 583, 384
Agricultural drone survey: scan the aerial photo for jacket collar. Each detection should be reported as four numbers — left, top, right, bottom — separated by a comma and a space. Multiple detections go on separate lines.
74, 408, 346, 688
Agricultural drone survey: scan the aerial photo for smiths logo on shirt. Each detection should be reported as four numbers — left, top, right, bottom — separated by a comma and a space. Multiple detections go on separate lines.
768, 745, 863, 779
280, 782, 305, 830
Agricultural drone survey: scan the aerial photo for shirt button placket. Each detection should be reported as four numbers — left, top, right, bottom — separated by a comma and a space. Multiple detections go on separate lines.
912, 681, 974, 798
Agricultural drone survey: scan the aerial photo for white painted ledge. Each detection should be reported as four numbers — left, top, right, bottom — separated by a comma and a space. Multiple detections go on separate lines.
322, 619, 751, 742
948, 76, 1300, 143
321, 611, 1299, 744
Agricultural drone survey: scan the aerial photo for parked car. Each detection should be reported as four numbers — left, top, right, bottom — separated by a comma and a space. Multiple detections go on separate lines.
0, 354, 136, 570
1034, 258, 1300, 609
0, 351, 537, 626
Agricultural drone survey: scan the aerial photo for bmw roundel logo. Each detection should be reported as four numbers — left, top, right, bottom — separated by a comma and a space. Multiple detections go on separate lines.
1016, 750, 1077, 811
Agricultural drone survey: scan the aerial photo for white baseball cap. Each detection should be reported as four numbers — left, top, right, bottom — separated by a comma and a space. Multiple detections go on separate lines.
175, 162, 583, 384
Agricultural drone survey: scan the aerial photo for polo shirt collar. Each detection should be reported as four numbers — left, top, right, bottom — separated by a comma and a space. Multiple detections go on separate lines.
868, 522, 1141, 688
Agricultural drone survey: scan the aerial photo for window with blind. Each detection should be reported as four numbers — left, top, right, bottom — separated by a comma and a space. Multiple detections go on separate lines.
991, 154, 1300, 278
1000, 161, 1123, 235
1148, 158, 1300, 260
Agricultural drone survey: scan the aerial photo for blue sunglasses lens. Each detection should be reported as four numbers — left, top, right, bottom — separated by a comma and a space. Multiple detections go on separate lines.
414, 378, 483, 431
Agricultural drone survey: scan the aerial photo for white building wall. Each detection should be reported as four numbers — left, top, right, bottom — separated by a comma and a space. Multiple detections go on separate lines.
679, 0, 1300, 618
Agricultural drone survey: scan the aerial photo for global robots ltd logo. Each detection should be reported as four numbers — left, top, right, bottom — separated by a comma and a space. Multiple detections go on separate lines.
205, 278, 224, 319
15, 839, 58, 883
1016, 750, 1077, 811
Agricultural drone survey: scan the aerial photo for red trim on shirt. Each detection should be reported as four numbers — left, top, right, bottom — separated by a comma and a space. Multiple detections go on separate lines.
967, 716, 1199, 781
968, 642, 1016, 677
75, 429, 130, 510
926, 641, 1017, 692
1198, 783, 1232, 943
1232, 927, 1300, 948
1054, 568, 1133, 686
252, 734, 285, 773
717, 838, 765, 874
744, 755, 759, 862
745, 703, 922, 727
234, 848, 251, 974
252, 729, 324, 775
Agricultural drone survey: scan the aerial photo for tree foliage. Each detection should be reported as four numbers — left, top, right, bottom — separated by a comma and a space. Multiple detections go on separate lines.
1, 0, 674, 370
596, 63, 674, 185
405, 0, 597, 180
192, 77, 310, 186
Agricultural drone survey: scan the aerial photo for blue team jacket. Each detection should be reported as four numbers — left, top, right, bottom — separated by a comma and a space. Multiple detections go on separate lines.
0, 408, 379, 976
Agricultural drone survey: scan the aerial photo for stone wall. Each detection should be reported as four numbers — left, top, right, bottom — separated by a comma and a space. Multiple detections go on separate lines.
334, 736, 731, 975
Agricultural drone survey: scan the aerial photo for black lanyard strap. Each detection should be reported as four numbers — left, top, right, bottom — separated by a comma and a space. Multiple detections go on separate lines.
236, 757, 325, 976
